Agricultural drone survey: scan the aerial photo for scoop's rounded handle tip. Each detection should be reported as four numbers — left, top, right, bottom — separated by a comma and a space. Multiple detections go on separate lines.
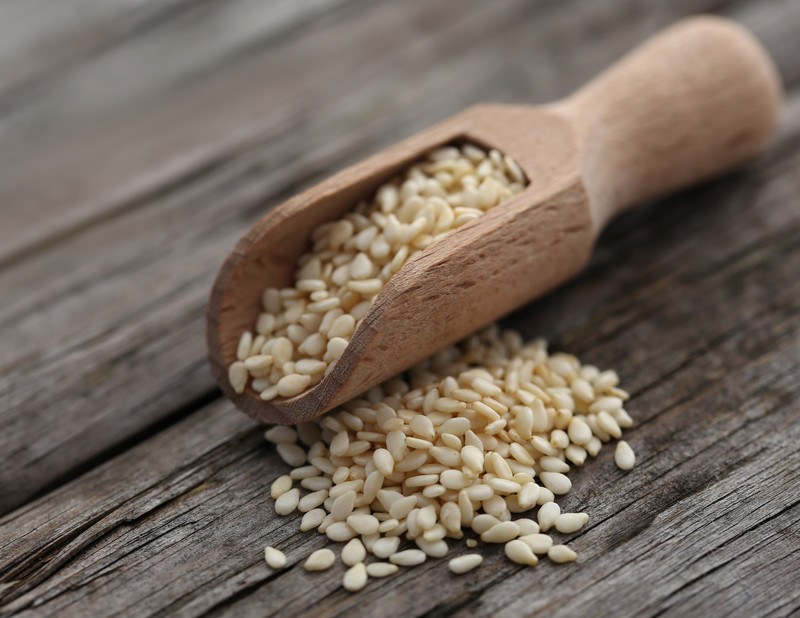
553, 15, 782, 230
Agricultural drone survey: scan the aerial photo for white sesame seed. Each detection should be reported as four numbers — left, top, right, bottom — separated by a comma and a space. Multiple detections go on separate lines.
325, 522, 357, 542
347, 513, 380, 536
531, 435, 558, 457
298, 490, 328, 513
274, 488, 300, 516
464, 484, 494, 502
480, 521, 520, 543
519, 533, 553, 555
343, 562, 368, 591
245, 354, 273, 374
300, 476, 332, 491
276, 443, 307, 467
505, 539, 539, 566
517, 482, 539, 509
439, 470, 472, 490
416, 505, 437, 530
448, 553, 483, 574
470, 514, 501, 535
264, 546, 287, 569
615, 440, 636, 470
389, 549, 427, 566
538, 456, 570, 473
317, 513, 334, 533
571, 378, 594, 402
597, 410, 622, 439
489, 478, 521, 494
295, 359, 327, 375
548, 544, 578, 563
228, 361, 248, 393
539, 471, 572, 495
236, 332, 253, 361
341, 538, 367, 566
388, 495, 418, 520
537, 487, 555, 505
300, 508, 326, 532
372, 536, 401, 558
416, 538, 449, 557
555, 512, 589, 534
372, 448, 394, 476
270, 475, 293, 500
537, 501, 560, 532
304, 548, 335, 571
589, 396, 623, 413
515, 518, 539, 536
331, 490, 357, 521
277, 374, 312, 398
366, 562, 399, 578
472, 377, 502, 396
264, 426, 298, 444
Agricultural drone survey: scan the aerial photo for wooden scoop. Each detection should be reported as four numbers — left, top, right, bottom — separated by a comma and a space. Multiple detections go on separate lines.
207, 16, 781, 425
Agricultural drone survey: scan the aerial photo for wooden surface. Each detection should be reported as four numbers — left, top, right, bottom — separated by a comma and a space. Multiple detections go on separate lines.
1, 0, 798, 616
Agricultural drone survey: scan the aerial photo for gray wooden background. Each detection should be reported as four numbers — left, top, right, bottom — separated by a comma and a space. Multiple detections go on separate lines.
1, 0, 799, 616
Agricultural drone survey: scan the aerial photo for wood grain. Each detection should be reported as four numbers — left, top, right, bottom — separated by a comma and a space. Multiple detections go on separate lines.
0, 0, 798, 615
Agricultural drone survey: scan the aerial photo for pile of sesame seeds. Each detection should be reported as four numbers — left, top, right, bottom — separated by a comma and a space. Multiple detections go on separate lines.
262, 326, 636, 590
228, 143, 526, 401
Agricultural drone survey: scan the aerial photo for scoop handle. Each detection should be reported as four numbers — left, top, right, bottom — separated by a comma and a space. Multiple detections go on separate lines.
553, 16, 782, 232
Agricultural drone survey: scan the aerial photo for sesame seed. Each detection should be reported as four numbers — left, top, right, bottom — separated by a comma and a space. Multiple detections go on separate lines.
615, 440, 636, 470
548, 544, 578, 563
325, 522, 356, 542
555, 512, 589, 534
539, 471, 572, 495
343, 563, 368, 591
519, 533, 553, 555
448, 554, 483, 574
372, 536, 401, 558
270, 475, 292, 500
264, 426, 298, 444
274, 488, 300, 516
300, 508, 326, 532
264, 546, 287, 569
505, 539, 539, 566
276, 443, 306, 467
537, 501, 561, 532
480, 521, 520, 543
304, 548, 335, 571
298, 490, 328, 513
389, 549, 427, 566
228, 361, 248, 394
366, 562, 399, 578
341, 538, 367, 566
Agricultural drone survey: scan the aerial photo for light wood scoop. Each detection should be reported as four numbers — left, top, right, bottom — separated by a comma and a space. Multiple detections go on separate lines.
207, 16, 781, 425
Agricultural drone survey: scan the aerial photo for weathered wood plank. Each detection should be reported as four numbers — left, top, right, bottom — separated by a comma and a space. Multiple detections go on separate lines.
0, 208, 797, 615
0, 0, 352, 266
0, 0, 193, 106
3, 0, 799, 515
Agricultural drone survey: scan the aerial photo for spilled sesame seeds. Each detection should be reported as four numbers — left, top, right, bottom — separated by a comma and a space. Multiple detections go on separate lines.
262, 326, 637, 591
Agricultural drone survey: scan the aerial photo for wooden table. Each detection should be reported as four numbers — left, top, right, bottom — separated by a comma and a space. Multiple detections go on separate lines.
1, 1, 798, 616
